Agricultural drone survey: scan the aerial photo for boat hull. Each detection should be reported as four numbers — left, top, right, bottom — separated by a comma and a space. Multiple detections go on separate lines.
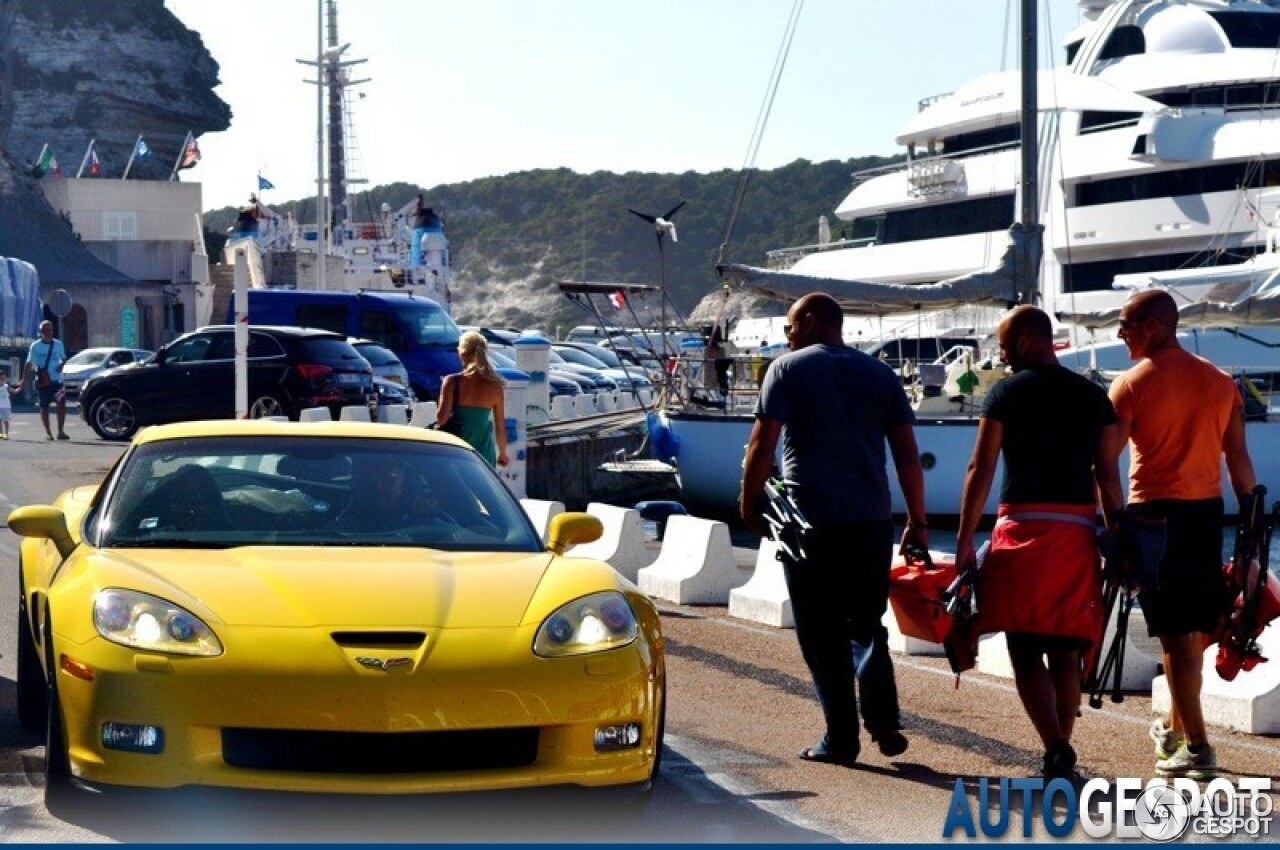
664, 411, 1278, 520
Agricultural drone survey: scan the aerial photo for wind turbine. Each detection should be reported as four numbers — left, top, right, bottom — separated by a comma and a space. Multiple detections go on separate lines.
628, 201, 685, 361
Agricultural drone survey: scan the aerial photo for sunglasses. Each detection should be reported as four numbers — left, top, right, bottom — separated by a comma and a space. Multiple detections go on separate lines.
1117, 315, 1147, 330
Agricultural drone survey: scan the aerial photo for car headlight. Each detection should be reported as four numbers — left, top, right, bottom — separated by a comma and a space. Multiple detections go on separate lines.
93, 589, 222, 656
533, 591, 638, 658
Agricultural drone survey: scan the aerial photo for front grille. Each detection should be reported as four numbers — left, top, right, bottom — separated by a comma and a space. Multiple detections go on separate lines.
331, 631, 426, 647
222, 727, 539, 773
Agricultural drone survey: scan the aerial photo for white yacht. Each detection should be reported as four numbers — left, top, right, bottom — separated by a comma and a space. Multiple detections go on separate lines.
667, 0, 1280, 518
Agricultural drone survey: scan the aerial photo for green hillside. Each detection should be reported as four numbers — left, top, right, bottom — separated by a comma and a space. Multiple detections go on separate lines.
204, 155, 901, 328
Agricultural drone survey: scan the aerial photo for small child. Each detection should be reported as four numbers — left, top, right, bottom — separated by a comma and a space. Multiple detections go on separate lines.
0, 369, 13, 440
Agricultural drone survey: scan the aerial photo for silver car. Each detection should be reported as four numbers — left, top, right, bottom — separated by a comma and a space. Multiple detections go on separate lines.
349, 338, 411, 387
61, 348, 153, 402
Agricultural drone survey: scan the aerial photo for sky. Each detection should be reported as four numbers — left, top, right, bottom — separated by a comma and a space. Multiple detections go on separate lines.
165, 0, 1086, 212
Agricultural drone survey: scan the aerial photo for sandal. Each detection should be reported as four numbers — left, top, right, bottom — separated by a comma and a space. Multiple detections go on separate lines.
797, 742, 859, 767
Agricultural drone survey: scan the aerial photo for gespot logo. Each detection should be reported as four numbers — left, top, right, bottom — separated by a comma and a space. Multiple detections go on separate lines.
942, 775, 1273, 840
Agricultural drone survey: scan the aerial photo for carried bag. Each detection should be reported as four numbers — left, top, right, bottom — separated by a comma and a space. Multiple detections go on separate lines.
432, 376, 464, 436
35, 342, 54, 389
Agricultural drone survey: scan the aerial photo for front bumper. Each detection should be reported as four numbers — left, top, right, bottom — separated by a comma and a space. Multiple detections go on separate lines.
54, 623, 663, 794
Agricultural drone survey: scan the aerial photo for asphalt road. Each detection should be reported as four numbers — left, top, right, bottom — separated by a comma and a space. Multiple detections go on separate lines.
0, 409, 1276, 843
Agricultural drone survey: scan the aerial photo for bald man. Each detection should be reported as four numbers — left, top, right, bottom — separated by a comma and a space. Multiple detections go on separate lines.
740, 292, 927, 768
956, 305, 1124, 779
1110, 290, 1256, 779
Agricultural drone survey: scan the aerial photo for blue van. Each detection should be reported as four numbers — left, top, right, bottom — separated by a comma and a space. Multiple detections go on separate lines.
233, 290, 461, 399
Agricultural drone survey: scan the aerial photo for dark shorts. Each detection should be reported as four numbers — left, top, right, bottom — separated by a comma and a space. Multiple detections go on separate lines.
36, 382, 64, 410
1132, 498, 1229, 638
1007, 632, 1086, 656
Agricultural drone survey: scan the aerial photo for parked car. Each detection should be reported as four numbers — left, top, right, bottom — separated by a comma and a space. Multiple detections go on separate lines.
7, 419, 664, 803
487, 348, 581, 397
79, 326, 375, 441
349, 338, 411, 387
60, 347, 153, 403
553, 343, 654, 394
372, 375, 413, 411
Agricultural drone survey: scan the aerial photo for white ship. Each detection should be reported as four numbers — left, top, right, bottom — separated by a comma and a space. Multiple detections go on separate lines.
666, 0, 1280, 518
222, 0, 453, 309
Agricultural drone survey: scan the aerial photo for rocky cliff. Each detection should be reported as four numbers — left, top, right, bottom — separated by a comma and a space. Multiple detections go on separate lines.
0, 0, 230, 281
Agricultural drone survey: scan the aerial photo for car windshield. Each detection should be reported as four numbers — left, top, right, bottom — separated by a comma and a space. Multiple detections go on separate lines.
94, 436, 542, 552
394, 304, 461, 347
574, 345, 620, 368
355, 343, 401, 367
65, 349, 112, 367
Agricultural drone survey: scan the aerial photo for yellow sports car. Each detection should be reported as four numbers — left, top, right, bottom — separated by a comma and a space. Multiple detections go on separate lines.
9, 420, 664, 801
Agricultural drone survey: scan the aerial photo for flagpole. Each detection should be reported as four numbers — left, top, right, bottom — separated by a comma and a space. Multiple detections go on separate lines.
76, 139, 95, 179
32, 143, 49, 176
169, 131, 192, 181
122, 134, 143, 180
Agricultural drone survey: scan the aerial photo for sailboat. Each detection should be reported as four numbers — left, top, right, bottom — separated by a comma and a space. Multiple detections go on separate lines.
664, 0, 1280, 519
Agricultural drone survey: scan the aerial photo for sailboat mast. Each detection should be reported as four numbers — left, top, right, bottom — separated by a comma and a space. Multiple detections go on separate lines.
325, 0, 347, 247
1019, 0, 1040, 303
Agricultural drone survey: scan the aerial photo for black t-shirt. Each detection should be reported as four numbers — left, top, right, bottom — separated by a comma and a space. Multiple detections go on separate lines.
982, 363, 1117, 505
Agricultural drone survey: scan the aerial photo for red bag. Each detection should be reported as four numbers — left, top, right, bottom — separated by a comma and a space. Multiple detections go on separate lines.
888, 552, 957, 644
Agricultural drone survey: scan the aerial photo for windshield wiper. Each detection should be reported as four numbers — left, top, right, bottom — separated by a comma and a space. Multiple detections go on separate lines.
111, 539, 238, 549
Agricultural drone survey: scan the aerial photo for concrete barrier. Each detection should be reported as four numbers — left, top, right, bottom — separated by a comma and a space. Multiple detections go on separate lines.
339, 405, 371, 422
410, 401, 437, 428
638, 387, 654, 407
519, 498, 565, 543
637, 515, 746, 605
261, 415, 289, 422
298, 407, 332, 422
377, 405, 409, 425
573, 395, 596, 418
550, 396, 576, 420
1152, 623, 1280, 734
617, 393, 636, 411
728, 539, 793, 628
976, 602, 1160, 689
569, 503, 650, 582
595, 392, 616, 414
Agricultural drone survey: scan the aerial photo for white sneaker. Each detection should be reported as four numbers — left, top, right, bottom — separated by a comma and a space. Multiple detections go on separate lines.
1148, 719, 1183, 761
1156, 743, 1218, 780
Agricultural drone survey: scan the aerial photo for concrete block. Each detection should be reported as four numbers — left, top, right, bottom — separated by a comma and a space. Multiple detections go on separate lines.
637, 515, 746, 605
728, 539, 794, 628
377, 405, 409, 425
1152, 623, 1280, 734
410, 401, 437, 428
616, 393, 636, 410
595, 392, 616, 414
573, 395, 596, 419
298, 407, 332, 422
638, 387, 654, 407
550, 396, 576, 420
519, 498, 565, 543
570, 502, 651, 582
339, 405, 371, 422
882, 609, 947, 656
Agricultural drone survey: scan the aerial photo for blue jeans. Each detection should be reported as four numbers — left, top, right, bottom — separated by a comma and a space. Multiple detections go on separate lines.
783, 519, 900, 755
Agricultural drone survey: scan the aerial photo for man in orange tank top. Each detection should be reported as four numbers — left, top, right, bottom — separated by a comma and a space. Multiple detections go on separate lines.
1109, 290, 1256, 779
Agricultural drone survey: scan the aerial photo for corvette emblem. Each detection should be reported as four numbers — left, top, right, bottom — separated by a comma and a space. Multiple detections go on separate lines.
354, 656, 412, 671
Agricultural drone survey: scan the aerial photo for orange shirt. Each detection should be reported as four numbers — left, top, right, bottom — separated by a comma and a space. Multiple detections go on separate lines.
1109, 347, 1241, 502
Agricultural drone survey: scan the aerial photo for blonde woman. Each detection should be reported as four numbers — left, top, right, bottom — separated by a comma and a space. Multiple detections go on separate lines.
437, 331, 508, 468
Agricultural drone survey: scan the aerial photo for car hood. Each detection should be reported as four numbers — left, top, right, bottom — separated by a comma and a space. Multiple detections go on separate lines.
91, 547, 555, 629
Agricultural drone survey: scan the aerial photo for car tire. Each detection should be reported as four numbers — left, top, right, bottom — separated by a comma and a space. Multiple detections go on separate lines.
89, 394, 138, 441
248, 392, 290, 420
16, 566, 46, 731
43, 618, 72, 807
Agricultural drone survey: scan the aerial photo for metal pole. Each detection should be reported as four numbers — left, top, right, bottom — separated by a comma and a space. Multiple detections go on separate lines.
315, 0, 327, 291
1019, 0, 1039, 301
234, 252, 249, 419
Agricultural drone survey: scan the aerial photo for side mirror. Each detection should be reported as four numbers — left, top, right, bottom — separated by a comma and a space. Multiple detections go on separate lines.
7, 505, 76, 559
545, 512, 603, 556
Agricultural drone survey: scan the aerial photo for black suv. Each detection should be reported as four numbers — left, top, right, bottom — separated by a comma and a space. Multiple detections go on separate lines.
80, 326, 374, 441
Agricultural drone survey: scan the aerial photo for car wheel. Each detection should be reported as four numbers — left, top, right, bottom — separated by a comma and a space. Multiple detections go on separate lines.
248, 392, 290, 420
16, 567, 46, 730
43, 619, 72, 803
89, 395, 138, 441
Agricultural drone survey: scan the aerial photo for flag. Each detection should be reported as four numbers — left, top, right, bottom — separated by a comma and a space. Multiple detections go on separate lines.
609, 291, 626, 311
258, 174, 275, 191
177, 135, 200, 170
89, 149, 100, 176
30, 144, 54, 178
133, 138, 152, 160
50, 157, 62, 178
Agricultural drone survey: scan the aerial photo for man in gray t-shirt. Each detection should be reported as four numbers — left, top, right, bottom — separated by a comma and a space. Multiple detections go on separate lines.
740, 292, 928, 767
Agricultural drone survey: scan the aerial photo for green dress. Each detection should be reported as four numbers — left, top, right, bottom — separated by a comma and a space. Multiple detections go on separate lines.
455, 405, 498, 467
